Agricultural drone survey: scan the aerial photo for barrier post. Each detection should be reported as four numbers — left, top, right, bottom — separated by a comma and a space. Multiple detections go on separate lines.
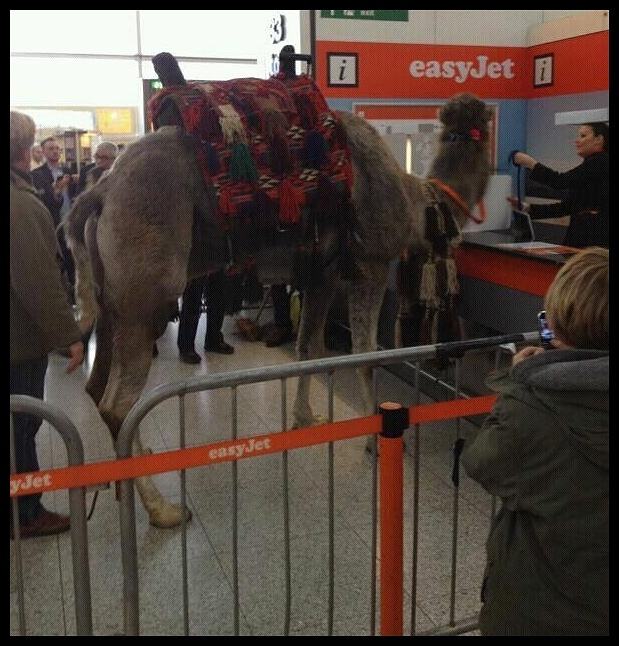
378, 402, 408, 637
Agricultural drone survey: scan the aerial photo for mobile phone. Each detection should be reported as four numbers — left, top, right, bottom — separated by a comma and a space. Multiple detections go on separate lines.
537, 310, 554, 349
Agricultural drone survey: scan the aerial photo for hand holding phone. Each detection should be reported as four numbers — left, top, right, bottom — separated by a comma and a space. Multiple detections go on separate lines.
537, 310, 554, 349
512, 345, 545, 366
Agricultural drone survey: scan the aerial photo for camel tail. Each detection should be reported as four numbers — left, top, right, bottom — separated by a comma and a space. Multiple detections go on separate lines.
63, 182, 106, 333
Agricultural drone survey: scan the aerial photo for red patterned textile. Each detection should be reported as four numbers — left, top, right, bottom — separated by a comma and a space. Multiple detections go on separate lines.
147, 74, 353, 227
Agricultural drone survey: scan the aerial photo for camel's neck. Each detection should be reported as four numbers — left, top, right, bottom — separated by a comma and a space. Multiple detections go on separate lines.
428, 142, 490, 211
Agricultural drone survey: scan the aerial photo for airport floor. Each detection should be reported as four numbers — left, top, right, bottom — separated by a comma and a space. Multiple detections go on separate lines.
10, 311, 492, 636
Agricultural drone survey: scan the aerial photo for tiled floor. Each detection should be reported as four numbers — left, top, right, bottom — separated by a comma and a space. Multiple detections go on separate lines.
10, 313, 494, 636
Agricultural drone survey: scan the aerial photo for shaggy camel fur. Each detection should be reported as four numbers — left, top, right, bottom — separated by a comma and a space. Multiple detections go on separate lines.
65, 92, 491, 527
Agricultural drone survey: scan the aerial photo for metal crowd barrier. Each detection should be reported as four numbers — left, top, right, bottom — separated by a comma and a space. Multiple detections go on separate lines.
114, 331, 538, 636
10, 395, 93, 636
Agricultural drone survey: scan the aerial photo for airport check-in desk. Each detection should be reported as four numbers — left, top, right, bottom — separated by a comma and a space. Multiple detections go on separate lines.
455, 230, 572, 334
372, 226, 573, 401
376, 228, 571, 348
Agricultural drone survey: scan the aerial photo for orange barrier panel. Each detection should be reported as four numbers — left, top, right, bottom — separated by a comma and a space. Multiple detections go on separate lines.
10, 413, 382, 498
10, 397, 499, 498
409, 395, 497, 425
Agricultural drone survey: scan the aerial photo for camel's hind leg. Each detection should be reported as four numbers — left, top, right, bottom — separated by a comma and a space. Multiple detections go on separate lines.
292, 283, 338, 428
347, 263, 390, 420
98, 318, 190, 528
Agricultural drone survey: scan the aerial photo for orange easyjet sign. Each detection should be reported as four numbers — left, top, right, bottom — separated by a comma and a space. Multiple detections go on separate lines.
318, 41, 526, 98
318, 31, 608, 99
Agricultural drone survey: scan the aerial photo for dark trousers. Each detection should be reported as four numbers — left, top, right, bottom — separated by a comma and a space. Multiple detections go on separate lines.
177, 270, 226, 353
10, 357, 48, 523
272, 284, 292, 329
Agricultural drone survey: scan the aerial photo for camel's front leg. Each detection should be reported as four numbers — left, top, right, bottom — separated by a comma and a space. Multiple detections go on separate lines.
98, 319, 190, 528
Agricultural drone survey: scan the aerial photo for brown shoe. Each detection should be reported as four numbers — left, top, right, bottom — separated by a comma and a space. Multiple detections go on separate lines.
11, 509, 70, 539
264, 325, 295, 347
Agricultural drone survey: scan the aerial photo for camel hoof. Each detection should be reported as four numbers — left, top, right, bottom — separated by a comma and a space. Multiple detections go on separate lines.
148, 502, 192, 529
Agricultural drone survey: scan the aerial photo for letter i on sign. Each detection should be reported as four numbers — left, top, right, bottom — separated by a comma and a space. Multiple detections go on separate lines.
328, 53, 358, 87
534, 54, 553, 87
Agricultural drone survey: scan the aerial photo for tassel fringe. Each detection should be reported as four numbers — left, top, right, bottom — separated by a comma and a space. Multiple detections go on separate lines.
446, 257, 459, 295
279, 178, 304, 224
219, 105, 246, 145
205, 142, 220, 174
304, 130, 328, 169
218, 186, 236, 216
419, 260, 439, 308
230, 142, 258, 182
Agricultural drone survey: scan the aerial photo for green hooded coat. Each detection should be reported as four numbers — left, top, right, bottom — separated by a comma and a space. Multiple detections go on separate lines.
10, 169, 82, 364
462, 349, 608, 636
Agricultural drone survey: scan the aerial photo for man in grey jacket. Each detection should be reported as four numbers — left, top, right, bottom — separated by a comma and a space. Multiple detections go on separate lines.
462, 247, 608, 635
10, 111, 84, 539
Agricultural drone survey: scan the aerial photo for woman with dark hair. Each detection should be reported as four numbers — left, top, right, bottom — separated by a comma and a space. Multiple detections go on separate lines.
508, 122, 609, 248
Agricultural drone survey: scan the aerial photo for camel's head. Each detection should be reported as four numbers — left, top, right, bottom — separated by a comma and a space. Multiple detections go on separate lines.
438, 93, 492, 143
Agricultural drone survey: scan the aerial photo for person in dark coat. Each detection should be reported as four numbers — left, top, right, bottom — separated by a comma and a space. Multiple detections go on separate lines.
31, 136, 79, 290
10, 112, 85, 539
462, 247, 608, 636
509, 122, 608, 248
31, 136, 77, 228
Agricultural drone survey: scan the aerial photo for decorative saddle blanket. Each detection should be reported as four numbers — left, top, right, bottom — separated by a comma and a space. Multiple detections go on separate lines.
147, 74, 353, 228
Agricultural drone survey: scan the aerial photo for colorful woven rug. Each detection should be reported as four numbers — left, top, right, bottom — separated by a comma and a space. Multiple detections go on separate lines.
147, 73, 353, 228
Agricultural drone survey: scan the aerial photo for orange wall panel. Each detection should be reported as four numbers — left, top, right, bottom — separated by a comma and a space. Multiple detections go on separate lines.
525, 30, 608, 98
317, 30, 608, 100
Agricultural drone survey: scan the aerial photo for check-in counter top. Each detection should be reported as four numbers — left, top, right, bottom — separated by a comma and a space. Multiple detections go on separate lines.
460, 230, 576, 265
454, 229, 580, 334
455, 229, 579, 297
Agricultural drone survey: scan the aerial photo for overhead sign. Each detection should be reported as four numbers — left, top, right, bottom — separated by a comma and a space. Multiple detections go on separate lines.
317, 30, 607, 99
317, 41, 526, 99
96, 108, 134, 135
321, 10, 408, 21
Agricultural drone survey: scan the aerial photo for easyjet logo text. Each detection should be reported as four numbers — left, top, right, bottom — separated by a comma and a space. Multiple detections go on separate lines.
208, 437, 272, 461
10, 473, 52, 496
409, 55, 515, 83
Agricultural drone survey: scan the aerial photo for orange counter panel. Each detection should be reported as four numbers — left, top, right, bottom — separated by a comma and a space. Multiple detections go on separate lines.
454, 246, 561, 297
